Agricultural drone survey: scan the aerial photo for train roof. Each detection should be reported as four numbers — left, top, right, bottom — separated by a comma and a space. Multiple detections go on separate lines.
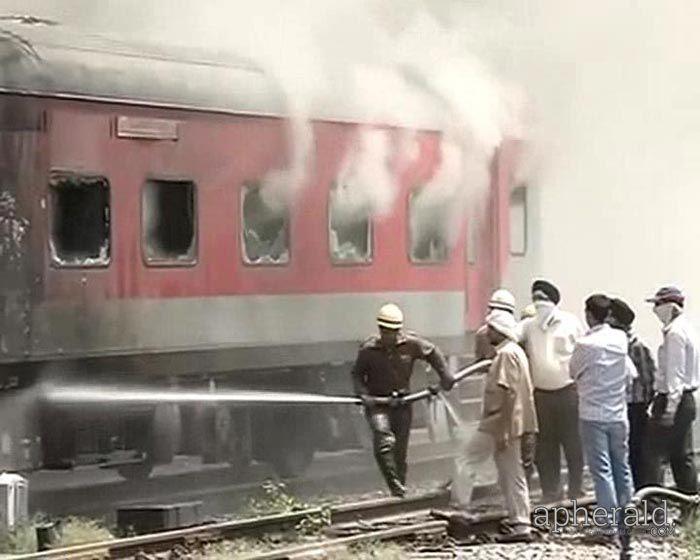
0, 15, 445, 130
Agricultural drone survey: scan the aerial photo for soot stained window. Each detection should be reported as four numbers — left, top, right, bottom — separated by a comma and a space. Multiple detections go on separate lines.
49, 173, 110, 267
409, 188, 450, 264
328, 183, 371, 264
241, 183, 289, 265
142, 179, 197, 265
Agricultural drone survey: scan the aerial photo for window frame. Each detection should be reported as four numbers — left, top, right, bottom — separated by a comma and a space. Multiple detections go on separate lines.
327, 181, 374, 267
406, 187, 451, 266
239, 182, 291, 267
509, 184, 528, 257
47, 169, 112, 269
140, 176, 199, 268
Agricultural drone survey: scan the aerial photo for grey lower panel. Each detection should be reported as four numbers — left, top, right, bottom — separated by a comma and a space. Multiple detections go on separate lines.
26, 291, 466, 365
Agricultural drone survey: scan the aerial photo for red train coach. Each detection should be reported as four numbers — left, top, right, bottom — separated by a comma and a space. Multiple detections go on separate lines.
0, 17, 516, 479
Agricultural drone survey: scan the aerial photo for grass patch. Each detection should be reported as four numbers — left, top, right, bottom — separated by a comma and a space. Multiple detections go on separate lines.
52, 516, 114, 547
0, 515, 114, 554
245, 479, 331, 536
0, 519, 40, 554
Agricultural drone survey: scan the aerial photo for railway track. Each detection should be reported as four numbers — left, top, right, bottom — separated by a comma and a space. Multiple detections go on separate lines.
10, 485, 696, 559
11, 491, 451, 559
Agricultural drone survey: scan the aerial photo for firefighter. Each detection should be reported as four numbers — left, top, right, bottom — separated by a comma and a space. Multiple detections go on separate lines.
352, 303, 455, 497
474, 289, 517, 362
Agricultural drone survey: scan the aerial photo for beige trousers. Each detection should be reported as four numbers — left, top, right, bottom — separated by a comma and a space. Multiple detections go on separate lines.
452, 430, 531, 526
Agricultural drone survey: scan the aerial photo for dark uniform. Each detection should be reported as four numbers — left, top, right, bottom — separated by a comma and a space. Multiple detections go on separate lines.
626, 333, 656, 489
352, 331, 453, 496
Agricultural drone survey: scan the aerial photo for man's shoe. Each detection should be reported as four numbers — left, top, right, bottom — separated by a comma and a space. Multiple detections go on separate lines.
495, 529, 533, 543
389, 481, 406, 498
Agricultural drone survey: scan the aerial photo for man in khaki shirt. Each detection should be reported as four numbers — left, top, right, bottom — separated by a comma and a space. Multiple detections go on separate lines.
451, 310, 537, 541
473, 289, 517, 362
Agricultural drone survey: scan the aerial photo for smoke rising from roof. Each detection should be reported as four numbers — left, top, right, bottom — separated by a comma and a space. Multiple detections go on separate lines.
5, 0, 522, 243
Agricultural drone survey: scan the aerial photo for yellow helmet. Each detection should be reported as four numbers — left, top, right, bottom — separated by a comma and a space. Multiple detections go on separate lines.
377, 303, 404, 330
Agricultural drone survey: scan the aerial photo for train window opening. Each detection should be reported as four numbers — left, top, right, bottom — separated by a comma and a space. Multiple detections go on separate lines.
409, 189, 450, 263
142, 179, 197, 265
328, 182, 372, 264
49, 173, 110, 267
510, 185, 527, 256
241, 183, 289, 265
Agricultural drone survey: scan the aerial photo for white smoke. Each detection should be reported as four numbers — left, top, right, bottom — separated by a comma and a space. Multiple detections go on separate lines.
333, 127, 397, 222
5, 0, 523, 233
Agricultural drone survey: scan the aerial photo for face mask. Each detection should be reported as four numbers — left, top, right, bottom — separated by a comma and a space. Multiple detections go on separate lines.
653, 303, 676, 326
534, 300, 554, 315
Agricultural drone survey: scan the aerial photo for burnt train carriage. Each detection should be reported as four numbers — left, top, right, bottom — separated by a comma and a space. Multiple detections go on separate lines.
0, 17, 516, 478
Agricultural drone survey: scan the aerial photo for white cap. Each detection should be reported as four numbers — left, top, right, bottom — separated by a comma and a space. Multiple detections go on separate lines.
377, 303, 403, 330
486, 310, 518, 340
489, 289, 516, 313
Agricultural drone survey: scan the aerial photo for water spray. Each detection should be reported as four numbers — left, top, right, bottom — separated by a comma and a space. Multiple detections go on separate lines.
42, 360, 492, 407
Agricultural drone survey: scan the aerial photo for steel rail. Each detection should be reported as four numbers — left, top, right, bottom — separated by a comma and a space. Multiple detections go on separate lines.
11, 491, 450, 560
240, 519, 448, 560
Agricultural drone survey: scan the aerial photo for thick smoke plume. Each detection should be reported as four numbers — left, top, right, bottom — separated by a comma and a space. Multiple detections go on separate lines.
7, 0, 523, 244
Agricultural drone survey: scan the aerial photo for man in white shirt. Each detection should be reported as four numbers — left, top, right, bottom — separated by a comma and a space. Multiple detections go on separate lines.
570, 294, 636, 552
517, 279, 585, 502
646, 286, 699, 496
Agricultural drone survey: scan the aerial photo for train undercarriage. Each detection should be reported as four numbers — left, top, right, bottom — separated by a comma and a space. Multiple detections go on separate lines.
0, 345, 465, 481
0, 358, 380, 480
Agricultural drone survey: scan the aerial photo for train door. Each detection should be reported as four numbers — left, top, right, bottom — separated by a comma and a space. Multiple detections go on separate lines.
464, 139, 520, 331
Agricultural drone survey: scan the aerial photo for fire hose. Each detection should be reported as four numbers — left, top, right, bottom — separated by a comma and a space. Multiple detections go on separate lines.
354, 359, 493, 407
632, 486, 700, 509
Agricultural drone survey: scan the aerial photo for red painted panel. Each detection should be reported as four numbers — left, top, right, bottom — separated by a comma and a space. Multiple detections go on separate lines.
40, 99, 473, 302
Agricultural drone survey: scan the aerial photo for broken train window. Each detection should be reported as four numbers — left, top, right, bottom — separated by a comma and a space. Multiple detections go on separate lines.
49, 172, 110, 267
328, 182, 372, 264
241, 183, 289, 265
142, 179, 197, 265
409, 188, 450, 263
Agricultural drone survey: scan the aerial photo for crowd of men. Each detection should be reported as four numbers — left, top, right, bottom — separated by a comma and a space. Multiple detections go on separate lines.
351, 281, 699, 554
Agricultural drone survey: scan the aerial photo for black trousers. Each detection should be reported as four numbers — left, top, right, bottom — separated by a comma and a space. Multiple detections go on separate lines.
365, 404, 412, 496
534, 384, 584, 499
648, 391, 698, 494
628, 402, 651, 490
521, 432, 537, 489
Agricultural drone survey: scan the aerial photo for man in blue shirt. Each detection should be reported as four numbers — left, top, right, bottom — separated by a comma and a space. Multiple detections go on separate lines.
570, 294, 636, 551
